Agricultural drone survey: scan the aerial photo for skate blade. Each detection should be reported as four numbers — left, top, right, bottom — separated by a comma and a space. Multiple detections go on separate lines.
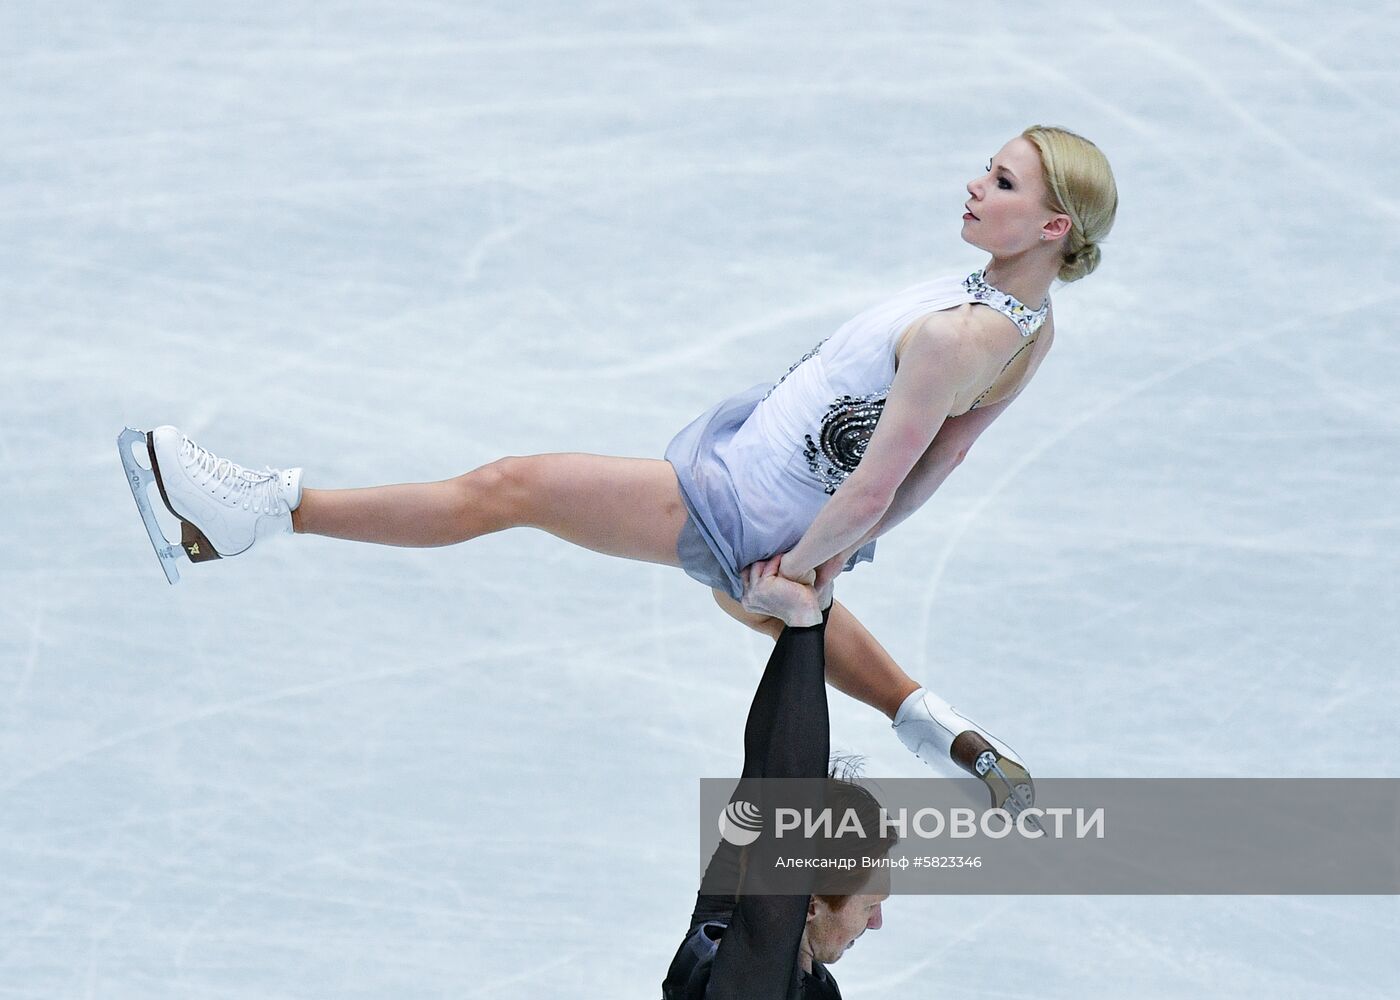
118, 427, 183, 585
950, 730, 1036, 819
980, 755, 1037, 818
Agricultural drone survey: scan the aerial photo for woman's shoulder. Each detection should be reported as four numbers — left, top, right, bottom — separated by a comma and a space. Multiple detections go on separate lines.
892, 298, 1054, 407
889, 271, 1054, 367
893, 300, 1008, 365
963, 293, 1055, 358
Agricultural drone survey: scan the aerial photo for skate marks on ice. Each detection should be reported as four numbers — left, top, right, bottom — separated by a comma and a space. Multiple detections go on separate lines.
0, 618, 672, 801
6, 1, 1400, 996
908, 287, 1400, 667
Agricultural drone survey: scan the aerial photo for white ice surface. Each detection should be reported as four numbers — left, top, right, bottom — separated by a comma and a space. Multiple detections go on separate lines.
2, 1, 1398, 997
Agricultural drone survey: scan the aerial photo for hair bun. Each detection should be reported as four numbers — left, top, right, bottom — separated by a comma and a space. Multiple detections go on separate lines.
1060, 241, 1102, 282
1021, 125, 1117, 284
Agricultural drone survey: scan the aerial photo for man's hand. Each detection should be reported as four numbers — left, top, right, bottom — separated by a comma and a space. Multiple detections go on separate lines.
740, 557, 822, 627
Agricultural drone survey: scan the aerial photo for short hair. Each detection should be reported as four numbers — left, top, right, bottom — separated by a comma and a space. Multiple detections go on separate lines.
812, 757, 898, 907
735, 758, 899, 905
1021, 125, 1119, 283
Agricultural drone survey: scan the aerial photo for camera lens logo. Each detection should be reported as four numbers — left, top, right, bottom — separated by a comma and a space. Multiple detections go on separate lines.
718, 800, 763, 846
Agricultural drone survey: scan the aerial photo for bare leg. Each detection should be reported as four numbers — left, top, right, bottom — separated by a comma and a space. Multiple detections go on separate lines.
287, 450, 920, 715
713, 590, 920, 719
292, 454, 690, 566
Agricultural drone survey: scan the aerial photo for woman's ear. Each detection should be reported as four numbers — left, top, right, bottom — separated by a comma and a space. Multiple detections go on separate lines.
1043, 213, 1072, 240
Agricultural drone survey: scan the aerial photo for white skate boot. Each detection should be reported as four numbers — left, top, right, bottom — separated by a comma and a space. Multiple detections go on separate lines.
893, 687, 1036, 818
117, 425, 302, 584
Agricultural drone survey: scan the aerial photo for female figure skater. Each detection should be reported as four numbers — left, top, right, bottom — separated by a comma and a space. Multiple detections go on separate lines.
662, 585, 894, 1000
119, 125, 1118, 807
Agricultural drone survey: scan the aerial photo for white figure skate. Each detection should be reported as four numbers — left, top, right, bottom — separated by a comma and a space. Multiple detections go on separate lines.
893, 687, 1036, 818
117, 426, 302, 584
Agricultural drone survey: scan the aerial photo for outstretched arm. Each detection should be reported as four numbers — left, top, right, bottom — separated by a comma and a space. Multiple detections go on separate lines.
809, 318, 1054, 588
667, 617, 830, 999
779, 317, 981, 581
795, 310, 1052, 585
807, 385, 1033, 593
852, 395, 1014, 545
710, 616, 829, 998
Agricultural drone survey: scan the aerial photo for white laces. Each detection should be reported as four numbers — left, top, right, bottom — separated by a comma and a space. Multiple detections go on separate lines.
180, 435, 285, 514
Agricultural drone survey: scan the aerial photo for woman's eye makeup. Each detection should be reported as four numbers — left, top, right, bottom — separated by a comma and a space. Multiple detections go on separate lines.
985, 162, 1012, 189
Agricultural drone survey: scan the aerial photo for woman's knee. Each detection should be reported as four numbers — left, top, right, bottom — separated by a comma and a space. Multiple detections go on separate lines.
711, 588, 783, 639
448, 456, 531, 529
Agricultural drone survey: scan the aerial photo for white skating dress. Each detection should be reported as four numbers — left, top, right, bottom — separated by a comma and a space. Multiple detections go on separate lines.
665, 268, 1048, 598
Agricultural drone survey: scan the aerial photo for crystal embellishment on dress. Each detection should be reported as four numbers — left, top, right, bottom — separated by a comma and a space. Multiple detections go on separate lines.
803, 390, 889, 495
762, 339, 826, 401
962, 269, 1049, 337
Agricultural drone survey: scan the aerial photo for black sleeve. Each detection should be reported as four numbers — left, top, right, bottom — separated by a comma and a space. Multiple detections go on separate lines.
670, 612, 832, 1000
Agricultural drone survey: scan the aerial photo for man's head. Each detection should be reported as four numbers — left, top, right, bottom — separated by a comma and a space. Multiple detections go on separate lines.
797, 766, 897, 971
803, 889, 888, 966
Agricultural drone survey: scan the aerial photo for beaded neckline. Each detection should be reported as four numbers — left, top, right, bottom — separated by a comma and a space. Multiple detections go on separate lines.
962, 269, 1049, 337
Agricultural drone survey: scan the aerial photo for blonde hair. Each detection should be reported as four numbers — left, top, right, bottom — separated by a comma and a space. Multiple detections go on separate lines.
1021, 125, 1119, 283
